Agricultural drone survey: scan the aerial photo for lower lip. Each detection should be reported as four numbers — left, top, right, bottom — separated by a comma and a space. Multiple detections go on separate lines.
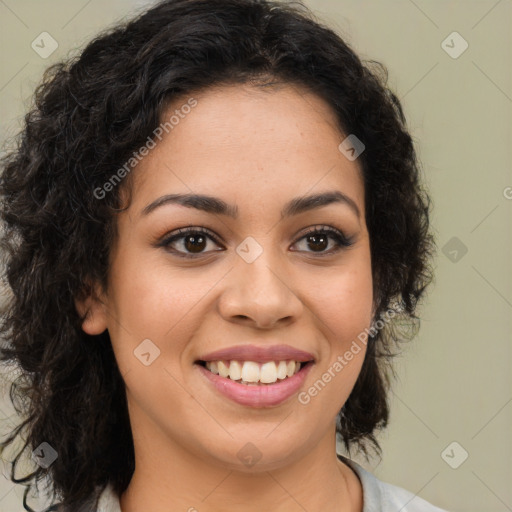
196, 362, 314, 407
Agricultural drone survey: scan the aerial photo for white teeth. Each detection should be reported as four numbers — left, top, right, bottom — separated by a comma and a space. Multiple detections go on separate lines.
229, 360, 242, 381
276, 360, 287, 379
241, 361, 260, 383
204, 359, 304, 384
260, 362, 277, 383
217, 360, 229, 378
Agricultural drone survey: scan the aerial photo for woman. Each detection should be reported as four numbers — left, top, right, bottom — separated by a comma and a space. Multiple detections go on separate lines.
0, 0, 444, 511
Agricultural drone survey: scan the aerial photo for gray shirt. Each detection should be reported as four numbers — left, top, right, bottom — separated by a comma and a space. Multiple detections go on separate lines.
93, 456, 449, 512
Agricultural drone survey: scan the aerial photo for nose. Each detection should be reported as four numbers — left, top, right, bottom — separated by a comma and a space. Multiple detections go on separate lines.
217, 249, 304, 330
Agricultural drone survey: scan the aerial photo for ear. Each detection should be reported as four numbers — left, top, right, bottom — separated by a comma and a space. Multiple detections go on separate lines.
75, 281, 108, 335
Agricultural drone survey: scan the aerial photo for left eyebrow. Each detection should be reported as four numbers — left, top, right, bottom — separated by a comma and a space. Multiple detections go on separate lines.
140, 190, 361, 220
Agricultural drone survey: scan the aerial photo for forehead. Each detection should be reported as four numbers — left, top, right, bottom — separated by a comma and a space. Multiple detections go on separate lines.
127, 83, 365, 216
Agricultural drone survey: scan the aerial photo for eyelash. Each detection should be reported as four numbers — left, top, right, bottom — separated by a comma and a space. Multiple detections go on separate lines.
157, 225, 354, 259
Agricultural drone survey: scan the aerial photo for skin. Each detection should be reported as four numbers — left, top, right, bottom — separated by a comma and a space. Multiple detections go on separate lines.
77, 82, 374, 512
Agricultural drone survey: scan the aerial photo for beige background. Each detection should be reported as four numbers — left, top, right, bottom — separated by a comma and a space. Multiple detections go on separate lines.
0, 1, 510, 511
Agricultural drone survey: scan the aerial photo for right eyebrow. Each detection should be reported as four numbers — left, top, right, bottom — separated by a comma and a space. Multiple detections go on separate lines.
141, 190, 361, 220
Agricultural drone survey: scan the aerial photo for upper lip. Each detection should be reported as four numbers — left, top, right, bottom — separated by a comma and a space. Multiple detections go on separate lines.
197, 344, 315, 363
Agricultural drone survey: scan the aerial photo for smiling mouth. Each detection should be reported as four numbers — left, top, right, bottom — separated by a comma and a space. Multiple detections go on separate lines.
195, 359, 313, 386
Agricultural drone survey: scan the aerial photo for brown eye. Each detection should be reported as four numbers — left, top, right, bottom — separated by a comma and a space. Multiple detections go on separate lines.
158, 228, 224, 258
305, 232, 329, 252
183, 233, 207, 253
292, 226, 353, 255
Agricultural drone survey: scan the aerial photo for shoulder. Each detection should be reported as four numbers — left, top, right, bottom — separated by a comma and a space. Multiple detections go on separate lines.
94, 483, 122, 512
339, 455, 450, 512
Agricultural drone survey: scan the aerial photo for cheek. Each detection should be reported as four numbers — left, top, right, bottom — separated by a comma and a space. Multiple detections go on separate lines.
106, 249, 223, 365
303, 254, 373, 406
327, 269, 373, 342
298, 265, 372, 421
308, 256, 374, 347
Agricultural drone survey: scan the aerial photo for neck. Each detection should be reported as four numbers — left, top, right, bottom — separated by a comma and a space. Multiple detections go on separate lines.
119, 418, 362, 512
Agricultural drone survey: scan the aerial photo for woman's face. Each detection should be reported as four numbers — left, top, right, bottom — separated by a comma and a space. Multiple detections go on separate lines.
82, 83, 373, 471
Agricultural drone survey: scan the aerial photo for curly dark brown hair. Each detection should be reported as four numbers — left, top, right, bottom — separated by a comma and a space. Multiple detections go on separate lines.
0, 0, 435, 510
